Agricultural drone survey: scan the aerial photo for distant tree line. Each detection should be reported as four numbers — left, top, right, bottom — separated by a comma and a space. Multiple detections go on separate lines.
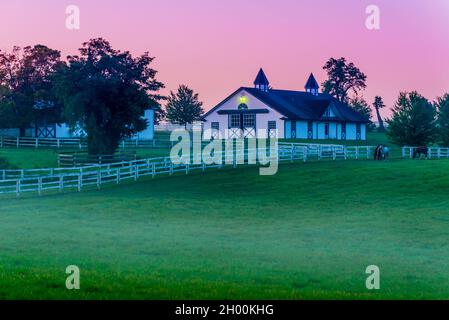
322, 57, 449, 147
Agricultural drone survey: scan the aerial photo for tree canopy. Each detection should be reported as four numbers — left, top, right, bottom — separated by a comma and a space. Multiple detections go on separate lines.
373, 96, 386, 131
165, 85, 204, 129
53, 38, 164, 154
387, 92, 437, 146
436, 94, 449, 146
0, 45, 64, 136
322, 57, 367, 103
348, 97, 374, 130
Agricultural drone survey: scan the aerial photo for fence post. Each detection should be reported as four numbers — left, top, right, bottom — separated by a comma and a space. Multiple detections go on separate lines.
186, 163, 190, 175
35, 138, 38, 149
16, 137, 19, 148
135, 163, 139, 181
78, 173, 82, 192
97, 170, 101, 189
410, 148, 413, 159
38, 177, 42, 196
303, 147, 308, 162
0, 136, 3, 148
152, 163, 156, 178
170, 163, 174, 176
57, 139, 60, 149
59, 176, 64, 192
16, 180, 20, 197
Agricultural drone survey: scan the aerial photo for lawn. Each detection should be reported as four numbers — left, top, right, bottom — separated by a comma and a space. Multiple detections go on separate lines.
1, 158, 449, 299
0, 148, 172, 169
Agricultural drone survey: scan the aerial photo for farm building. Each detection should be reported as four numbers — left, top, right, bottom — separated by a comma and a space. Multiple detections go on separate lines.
203, 69, 369, 140
0, 109, 155, 140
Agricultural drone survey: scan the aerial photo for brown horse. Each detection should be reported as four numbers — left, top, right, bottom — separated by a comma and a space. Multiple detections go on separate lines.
413, 147, 429, 159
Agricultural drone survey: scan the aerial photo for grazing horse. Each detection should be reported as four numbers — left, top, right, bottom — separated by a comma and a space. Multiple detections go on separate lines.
374, 145, 383, 160
413, 146, 429, 159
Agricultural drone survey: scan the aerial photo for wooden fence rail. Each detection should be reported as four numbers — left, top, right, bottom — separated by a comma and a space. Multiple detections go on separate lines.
0, 145, 375, 196
402, 147, 449, 159
0, 136, 175, 150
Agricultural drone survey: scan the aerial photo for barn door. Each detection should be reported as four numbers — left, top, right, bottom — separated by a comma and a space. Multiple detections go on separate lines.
291, 121, 297, 139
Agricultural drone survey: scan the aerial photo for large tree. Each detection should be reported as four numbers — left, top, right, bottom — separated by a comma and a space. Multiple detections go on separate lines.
373, 96, 386, 131
53, 38, 164, 155
0, 45, 64, 136
387, 92, 437, 146
349, 96, 374, 130
322, 57, 367, 103
165, 85, 204, 129
436, 93, 449, 146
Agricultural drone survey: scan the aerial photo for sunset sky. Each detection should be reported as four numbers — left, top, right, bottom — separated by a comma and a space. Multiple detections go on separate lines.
1, 0, 448, 117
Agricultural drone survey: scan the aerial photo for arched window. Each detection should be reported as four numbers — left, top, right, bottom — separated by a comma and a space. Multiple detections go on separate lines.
238, 103, 248, 110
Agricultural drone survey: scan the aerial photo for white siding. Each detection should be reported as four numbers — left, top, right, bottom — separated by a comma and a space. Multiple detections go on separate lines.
297, 121, 308, 139
136, 109, 155, 140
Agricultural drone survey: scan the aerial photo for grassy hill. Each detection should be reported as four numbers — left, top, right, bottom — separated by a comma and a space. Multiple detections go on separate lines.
1, 158, 449, 299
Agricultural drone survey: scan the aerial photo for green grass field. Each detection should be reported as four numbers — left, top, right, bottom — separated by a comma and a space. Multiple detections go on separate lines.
0, 131, 394, 169
1, 158, 449, 299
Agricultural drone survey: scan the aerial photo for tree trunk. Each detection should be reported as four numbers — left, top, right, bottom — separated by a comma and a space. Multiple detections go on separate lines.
375, 107, 385, 132
19, 127, 27, 137
87, 129, 120, 155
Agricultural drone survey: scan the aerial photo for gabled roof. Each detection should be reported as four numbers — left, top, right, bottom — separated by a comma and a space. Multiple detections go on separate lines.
253, 68, 270, 86
204, 87, 370, 123
305, 73, 319, 90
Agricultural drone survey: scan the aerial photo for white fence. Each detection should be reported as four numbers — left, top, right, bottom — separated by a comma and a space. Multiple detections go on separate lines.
402, 147, 449, 159
0, 145, 375, 197
0, 136, 171, 149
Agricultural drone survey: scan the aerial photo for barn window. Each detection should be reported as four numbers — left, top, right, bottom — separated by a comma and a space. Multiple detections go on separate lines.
268, 121, 277, 138
307, 121, 313, 139
323, 107, 334, 118
229, 114, 241, 128
341, 123, 347, 140
356, 123, 361, 140
268, 121, 277, 130
211, 122, 220, 139
243, 114, 256, 128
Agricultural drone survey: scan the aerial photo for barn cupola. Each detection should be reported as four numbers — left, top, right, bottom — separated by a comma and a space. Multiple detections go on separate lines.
305, 73, 319, 96
254, 68, 270, 92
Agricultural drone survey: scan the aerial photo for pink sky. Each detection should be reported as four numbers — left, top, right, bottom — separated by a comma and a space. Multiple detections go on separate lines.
1, 0, 448, 118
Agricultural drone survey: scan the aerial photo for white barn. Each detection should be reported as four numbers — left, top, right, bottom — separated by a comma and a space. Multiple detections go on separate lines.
0, 109, 155, 140
203, 69, 369, 140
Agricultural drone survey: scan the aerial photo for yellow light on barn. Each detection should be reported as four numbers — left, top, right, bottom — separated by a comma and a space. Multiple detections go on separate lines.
239, 95, 248, 104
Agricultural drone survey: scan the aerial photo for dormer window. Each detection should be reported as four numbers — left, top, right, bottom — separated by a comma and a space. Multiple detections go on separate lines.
323, 107, 335, 118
